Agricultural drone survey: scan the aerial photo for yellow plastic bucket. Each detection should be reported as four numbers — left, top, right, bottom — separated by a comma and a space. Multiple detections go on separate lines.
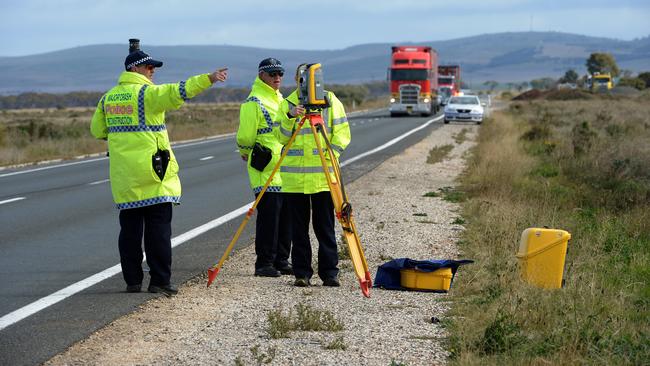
400, 267, 453, 291
516, 228, 571, 289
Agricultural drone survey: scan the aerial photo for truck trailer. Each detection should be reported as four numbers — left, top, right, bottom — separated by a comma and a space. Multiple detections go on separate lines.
388, 46, 439, 117
438, 64, 461, 105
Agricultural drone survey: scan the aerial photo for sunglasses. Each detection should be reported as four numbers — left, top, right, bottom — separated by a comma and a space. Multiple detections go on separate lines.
268, 71, 284, 77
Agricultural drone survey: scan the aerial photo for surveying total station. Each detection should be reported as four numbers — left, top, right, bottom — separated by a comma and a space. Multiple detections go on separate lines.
298, 63, 327, 110
207, 63, 372, 298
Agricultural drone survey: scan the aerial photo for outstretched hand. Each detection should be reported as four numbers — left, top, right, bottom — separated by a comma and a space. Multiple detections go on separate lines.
209, 68, 228, 83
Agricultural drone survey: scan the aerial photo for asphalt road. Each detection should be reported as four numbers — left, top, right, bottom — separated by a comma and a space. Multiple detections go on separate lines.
0, 109, 443, 365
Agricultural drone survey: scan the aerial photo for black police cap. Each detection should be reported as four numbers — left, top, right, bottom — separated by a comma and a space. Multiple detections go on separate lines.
258, 58, 284, 73
124, 38, 163, 70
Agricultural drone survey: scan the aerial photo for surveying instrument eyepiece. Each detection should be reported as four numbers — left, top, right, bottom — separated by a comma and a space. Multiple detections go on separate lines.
297, 63, 329, 112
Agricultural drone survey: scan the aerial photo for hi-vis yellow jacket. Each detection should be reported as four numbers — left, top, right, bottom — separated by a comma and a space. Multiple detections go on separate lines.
237, 77, 283, 194
274, 90, 351, 194
91, 71, 212, 209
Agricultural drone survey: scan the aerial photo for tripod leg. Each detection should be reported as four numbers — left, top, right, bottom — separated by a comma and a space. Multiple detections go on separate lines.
309, 117, 371, 297
207, 116, 308, 287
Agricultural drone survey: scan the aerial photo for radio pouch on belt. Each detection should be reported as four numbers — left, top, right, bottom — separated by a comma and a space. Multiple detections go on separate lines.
250, 143, 272, 172
152, 149, 170, 180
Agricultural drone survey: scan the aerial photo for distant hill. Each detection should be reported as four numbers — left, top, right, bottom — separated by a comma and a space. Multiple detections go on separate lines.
0, 31, 648, 94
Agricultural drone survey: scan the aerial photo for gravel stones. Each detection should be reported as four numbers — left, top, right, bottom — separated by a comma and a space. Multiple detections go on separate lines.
46, 122, 477, 366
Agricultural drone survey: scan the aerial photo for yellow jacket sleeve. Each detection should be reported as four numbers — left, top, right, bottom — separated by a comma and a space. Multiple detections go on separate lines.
328, 92, 351, 159
237, 101, 259, 156
274, 99, 296, 145
145, 74, 212, 114
90, 95, 107, 139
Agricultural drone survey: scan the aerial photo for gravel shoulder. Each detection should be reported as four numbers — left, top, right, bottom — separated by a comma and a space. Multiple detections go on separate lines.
47, 122, 477, 366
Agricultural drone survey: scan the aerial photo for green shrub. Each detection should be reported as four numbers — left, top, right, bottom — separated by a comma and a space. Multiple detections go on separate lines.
618, 77, 646, 90
571, 121, 597, 155
479, 312, 523, 355
267, 309, 293, 339
295, 303, 344, 332
266, 302, 344, 339
520, 125, 551, 141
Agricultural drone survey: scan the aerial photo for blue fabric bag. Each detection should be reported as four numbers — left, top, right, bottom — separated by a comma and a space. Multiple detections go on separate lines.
373, 258, 473, 292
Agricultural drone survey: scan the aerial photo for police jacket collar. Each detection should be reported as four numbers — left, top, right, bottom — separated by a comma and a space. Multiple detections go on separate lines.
118, 71, 154, 86
251, 76, 282, 99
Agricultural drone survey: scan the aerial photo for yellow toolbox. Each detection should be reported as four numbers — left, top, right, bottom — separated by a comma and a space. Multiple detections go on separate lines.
400, 267, 453, 291
516, 228, 571, 289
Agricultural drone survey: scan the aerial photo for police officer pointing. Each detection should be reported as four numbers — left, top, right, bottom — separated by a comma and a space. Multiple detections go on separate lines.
91, 39, 227, 296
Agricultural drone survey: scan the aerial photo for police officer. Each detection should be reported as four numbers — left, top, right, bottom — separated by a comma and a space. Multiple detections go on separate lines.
274, 64, 351, 287
237, 58, 292, 277
90, 39, 228, 296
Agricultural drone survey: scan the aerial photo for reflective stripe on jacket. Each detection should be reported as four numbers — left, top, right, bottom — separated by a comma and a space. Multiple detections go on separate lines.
274, 90, 351, 194
90, 71, 212, 209
237, 77, 284, 194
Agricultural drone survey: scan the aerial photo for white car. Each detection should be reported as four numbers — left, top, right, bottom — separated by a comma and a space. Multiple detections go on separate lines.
443, 95, 485, 125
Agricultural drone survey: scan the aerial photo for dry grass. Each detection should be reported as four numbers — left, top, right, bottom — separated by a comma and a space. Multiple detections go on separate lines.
0, 98, 387, 167
426, 144, 454, 164
448, 99, 650, 365
346, 97, 387, 112
0, 103, 240, 166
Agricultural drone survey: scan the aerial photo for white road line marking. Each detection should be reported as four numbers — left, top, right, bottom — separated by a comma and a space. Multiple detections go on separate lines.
0, 117, 441, 330
342, 115, 442, 167
0, 197, 26, 205
171, 205, 249, 248
0, 135, 234, 178
89, 179, 109, 185
200, 156, 214, 161
0, 264, 123, 332
0, 157, 108, 178
0, 203, 250, 331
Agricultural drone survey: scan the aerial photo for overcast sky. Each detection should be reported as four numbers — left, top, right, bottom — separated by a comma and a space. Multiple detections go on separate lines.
1, 0, 649, 57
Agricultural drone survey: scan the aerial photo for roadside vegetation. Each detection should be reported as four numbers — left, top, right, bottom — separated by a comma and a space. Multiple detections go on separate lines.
0, 104, 240, 166
267, 302, 344, 339
0, 83, 387, 167
448, 94, 649, 364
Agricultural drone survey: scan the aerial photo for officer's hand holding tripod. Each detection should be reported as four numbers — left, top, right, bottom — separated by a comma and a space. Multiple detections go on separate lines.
288, 105, 306, 118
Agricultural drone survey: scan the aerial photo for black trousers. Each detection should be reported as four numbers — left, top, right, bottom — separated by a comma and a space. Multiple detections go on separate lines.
276, 200, 292, 268
118, 203, 172, 287
285, 191, 338, 280
255, 192, 291, 270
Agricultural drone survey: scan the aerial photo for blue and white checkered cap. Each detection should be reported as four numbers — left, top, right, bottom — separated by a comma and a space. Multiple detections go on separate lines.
258, 58, 284, 73
124, 50, 163, 70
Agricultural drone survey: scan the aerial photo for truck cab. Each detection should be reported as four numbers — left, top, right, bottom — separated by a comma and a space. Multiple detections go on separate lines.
389, 46, 439, 117
587, 73, 613, 92
437, 65, 461, 105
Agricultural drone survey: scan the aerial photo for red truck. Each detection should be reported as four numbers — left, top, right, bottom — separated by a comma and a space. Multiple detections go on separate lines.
438, 64, 461, 104
388, 46, 439, 117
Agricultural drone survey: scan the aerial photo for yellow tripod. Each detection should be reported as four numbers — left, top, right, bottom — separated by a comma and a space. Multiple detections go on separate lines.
207, 111, 372, 298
